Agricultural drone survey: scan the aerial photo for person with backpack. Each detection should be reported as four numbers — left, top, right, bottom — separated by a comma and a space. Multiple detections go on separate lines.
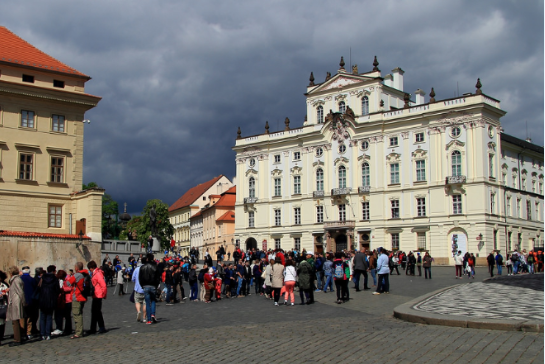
138, 253, 160, 325
495, 252, 503, 275
314, 253, 324, 292
38, 265, 59, 340
71, 262, 89, 338
487, 252, 495, 277
323, 255, 335, 293
467, 254, 476, 279
423, 252, 433, 279
527, 251, 535, 274
511, 250, 520, 275
87, 260, 107, 334
333, 253, 350, 303
373, 248, 390, 295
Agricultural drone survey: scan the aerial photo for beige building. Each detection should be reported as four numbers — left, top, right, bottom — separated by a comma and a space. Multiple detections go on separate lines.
0, 26, 103, 271
233, 57, 543, 265
169, 175, 232, 257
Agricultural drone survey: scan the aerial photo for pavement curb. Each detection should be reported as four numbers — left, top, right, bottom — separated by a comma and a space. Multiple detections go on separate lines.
393, 284, 544, 333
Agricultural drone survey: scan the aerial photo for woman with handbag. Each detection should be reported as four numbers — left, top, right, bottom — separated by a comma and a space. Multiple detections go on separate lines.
270, 258, 284, 306
6, 266, 26, 346
0, 270, 9, 346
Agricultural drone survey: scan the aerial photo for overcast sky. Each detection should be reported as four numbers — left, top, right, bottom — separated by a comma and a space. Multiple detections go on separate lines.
2, 0, 543, 216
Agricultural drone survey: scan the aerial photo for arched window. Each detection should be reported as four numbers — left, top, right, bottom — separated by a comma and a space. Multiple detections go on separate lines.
317, 105, 324, 124
361, 96, 369, 115
249, 177, 255, 198
338, 166, 346, 188
316, 168, 324, 191
339, 101, 346, 114
451, 151, 462, 176
362, 163, 370, 186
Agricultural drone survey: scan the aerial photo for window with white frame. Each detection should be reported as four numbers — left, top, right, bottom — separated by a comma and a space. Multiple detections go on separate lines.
51, 156, 64, 183
316, 206, 323, 223
451, 151, 462, 176
19, 153, 33, 180
362, 201, 369, 220
248, 211, 254, 227
49, 205, 62, 228
316, 168, 324, 191
274, 209, 281, 226
453, 195, 462, 214
415, 132, 424, 143
493, 230, 498, 250
390, 163, 400, 184
52, 114, 65, 132
317, 105, 324, 124
391, 200, 399, 218
293, 151, 301, 161
490, 193, 496, 214
21, 110, 35, 128
516, 198, 521, 218
392, 233, 400, 250
249, 177, 255, 198
274, 178, 281, 196
338, 166, 346, 188
339, 101, 346, 114
506, 196, 511, 216
416, 198, 426, 217
275, 238, 281, 250
489, 154, 494, 178
274, 154, 281, 163
416, 160, 426, 181
361, 96, 369, 115
389, 137, 398, 147
535, 202, 540, 221
293, 175, 301, 194
526, 200, 532, 221
417, 232, 426, 250
339, 204, 346, 221
294, 237, 301, 251
294, 207, 301, 225
362, 163, 370, 186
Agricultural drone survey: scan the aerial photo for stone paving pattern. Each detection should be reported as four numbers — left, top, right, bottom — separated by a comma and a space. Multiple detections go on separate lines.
0, 267, 543, 363
414, 275, 544, 321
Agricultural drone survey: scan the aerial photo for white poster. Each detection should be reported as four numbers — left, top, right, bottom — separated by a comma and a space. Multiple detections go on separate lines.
451, 233, 467, 256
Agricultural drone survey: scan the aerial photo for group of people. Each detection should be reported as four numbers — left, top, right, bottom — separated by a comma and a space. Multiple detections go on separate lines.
387, 251, 434, 278
0, 261, 108, 347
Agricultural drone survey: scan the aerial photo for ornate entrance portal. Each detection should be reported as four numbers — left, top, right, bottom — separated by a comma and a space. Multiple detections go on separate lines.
335, 233, 348, 252
246, 237, 257, 251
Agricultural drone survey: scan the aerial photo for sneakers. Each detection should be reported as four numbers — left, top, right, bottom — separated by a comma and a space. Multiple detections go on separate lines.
151, 315, 157, 323
315, 289, 321, 292
146, 321, 152, 325
136, 312, 142, 322
373, 292, 381, 295
51, 329, 63, 336
274, 302, 278, 306
291, 303, 294, 306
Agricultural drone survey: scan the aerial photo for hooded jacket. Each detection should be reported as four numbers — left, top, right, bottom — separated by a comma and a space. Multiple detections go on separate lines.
72, 270, 90, 302
38, 273, 59, 311
91, 268, 108, 299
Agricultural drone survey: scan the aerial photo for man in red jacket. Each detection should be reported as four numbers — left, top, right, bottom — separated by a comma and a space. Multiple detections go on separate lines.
87, 261, 108, 334
71, 262, 88, 339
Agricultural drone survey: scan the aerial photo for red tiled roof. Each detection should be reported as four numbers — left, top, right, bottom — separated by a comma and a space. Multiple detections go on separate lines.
0, 26, 88, 78
190, 210, 203, 219
225, 185, 236, 194
0, 230, 91, 240
169, 175, 226, 212
214, 192, 236, 208
217, 210, 235, 222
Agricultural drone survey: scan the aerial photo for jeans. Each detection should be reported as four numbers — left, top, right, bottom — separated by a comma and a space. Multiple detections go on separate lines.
315, 271, 323, 290
353, 269, 369, 290
528, 263, 534, 274
488, 265, 495, 277
90, 298, 105, 332
236, 277, 244, 296
513, 261, 520, 274
190, 282, 198, 300
424, 267, 432, 279
255, 277, 263, 294
324, 274, 334, 292
377, 274, 389, 293
496, 264, 502, 275
165, 284, 172, 303
39, 309, 53, 337
143, 286, 157, 322
370, 269, 377, 285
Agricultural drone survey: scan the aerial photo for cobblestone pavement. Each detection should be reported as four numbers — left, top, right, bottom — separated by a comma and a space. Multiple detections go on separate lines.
414, 275, 544, 321
1, 267, 543, 363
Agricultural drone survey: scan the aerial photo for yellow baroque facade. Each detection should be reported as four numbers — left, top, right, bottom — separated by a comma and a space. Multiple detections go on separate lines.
233, 57, 544, 265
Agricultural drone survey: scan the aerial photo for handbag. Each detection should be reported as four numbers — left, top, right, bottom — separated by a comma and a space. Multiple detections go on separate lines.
129, 290, 135, 303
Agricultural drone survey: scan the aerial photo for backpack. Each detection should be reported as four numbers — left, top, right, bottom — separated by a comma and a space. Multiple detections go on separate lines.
497, 255, 503, 264
82, 274, 93, 299
510, 254, 518, 263
528, 255, 534, 263
334, 263, 345, 279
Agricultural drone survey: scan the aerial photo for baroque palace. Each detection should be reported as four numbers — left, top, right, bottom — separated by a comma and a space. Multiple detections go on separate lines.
0, 27, 103, 271
232, 57, 543, 265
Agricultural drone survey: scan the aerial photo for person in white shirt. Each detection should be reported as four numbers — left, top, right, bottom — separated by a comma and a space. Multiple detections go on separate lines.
282, 260, 297, 306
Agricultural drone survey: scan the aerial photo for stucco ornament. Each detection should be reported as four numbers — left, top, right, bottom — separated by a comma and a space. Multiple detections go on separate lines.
328, 114, 351, 142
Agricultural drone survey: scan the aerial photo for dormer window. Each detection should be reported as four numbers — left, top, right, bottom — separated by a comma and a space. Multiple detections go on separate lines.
361, 96, 369, 115
339, 101, 346, 114
53, 80, 65, 88
22, 74, 34, 83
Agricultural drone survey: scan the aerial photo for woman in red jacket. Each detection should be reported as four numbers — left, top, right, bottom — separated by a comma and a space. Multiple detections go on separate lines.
87, 261, 108, 334
203, 268, 215, 303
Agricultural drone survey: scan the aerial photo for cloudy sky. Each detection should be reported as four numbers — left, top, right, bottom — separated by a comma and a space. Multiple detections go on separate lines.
2, 0, 543, 216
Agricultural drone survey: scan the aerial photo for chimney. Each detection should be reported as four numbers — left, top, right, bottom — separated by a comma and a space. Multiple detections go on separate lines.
414, 89, 426, 105
391, 67, 404, 91
384, 74, 393, 88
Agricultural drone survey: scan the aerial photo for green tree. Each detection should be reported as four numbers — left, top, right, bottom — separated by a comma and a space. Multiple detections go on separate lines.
83, 181, 120, 239
137, 199, 174, 250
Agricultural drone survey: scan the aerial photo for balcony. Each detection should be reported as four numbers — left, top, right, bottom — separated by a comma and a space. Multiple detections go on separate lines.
324, 220, 356, 229
313, 190, 325, 198
446, 176, 466, 184
331, 187, 351, 196
244, 197, 258, 204
358, 186, 371, 194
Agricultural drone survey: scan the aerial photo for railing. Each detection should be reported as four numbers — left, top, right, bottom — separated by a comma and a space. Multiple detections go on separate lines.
409, 105, 429, 113
324, 220, 356, 229
313, 190, 325, 198
244, 197, 258, 204
331, 187, 351, 196
446, 175, 466, 184
384, 110, 403, 118
444, 98, 466, 106
358, 186, 371, 193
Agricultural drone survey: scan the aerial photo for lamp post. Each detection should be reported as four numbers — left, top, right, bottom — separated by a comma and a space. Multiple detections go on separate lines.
77, 229, 84, 249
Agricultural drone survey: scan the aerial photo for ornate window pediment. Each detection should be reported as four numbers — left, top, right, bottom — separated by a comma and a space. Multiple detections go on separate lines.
411, 149, 428, 159
386, 153, 401, 163
245, 169, 258, 177
290, 166, 302, 175
335, 94, 348, 101
357, 154, 371, 162
502, 163, 508, 171
446, 140, 465, 150
311, 99, 325, 107
334, 157, 349, 166
313, 160, 324, 167
271, 168, 283, 177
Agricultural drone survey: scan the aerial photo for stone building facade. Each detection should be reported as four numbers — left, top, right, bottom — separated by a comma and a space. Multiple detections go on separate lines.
0, 26, 103, 271
232, 57, 544, 265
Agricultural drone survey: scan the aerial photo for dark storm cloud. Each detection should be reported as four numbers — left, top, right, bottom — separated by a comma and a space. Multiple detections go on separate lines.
1, 0, 542, 215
